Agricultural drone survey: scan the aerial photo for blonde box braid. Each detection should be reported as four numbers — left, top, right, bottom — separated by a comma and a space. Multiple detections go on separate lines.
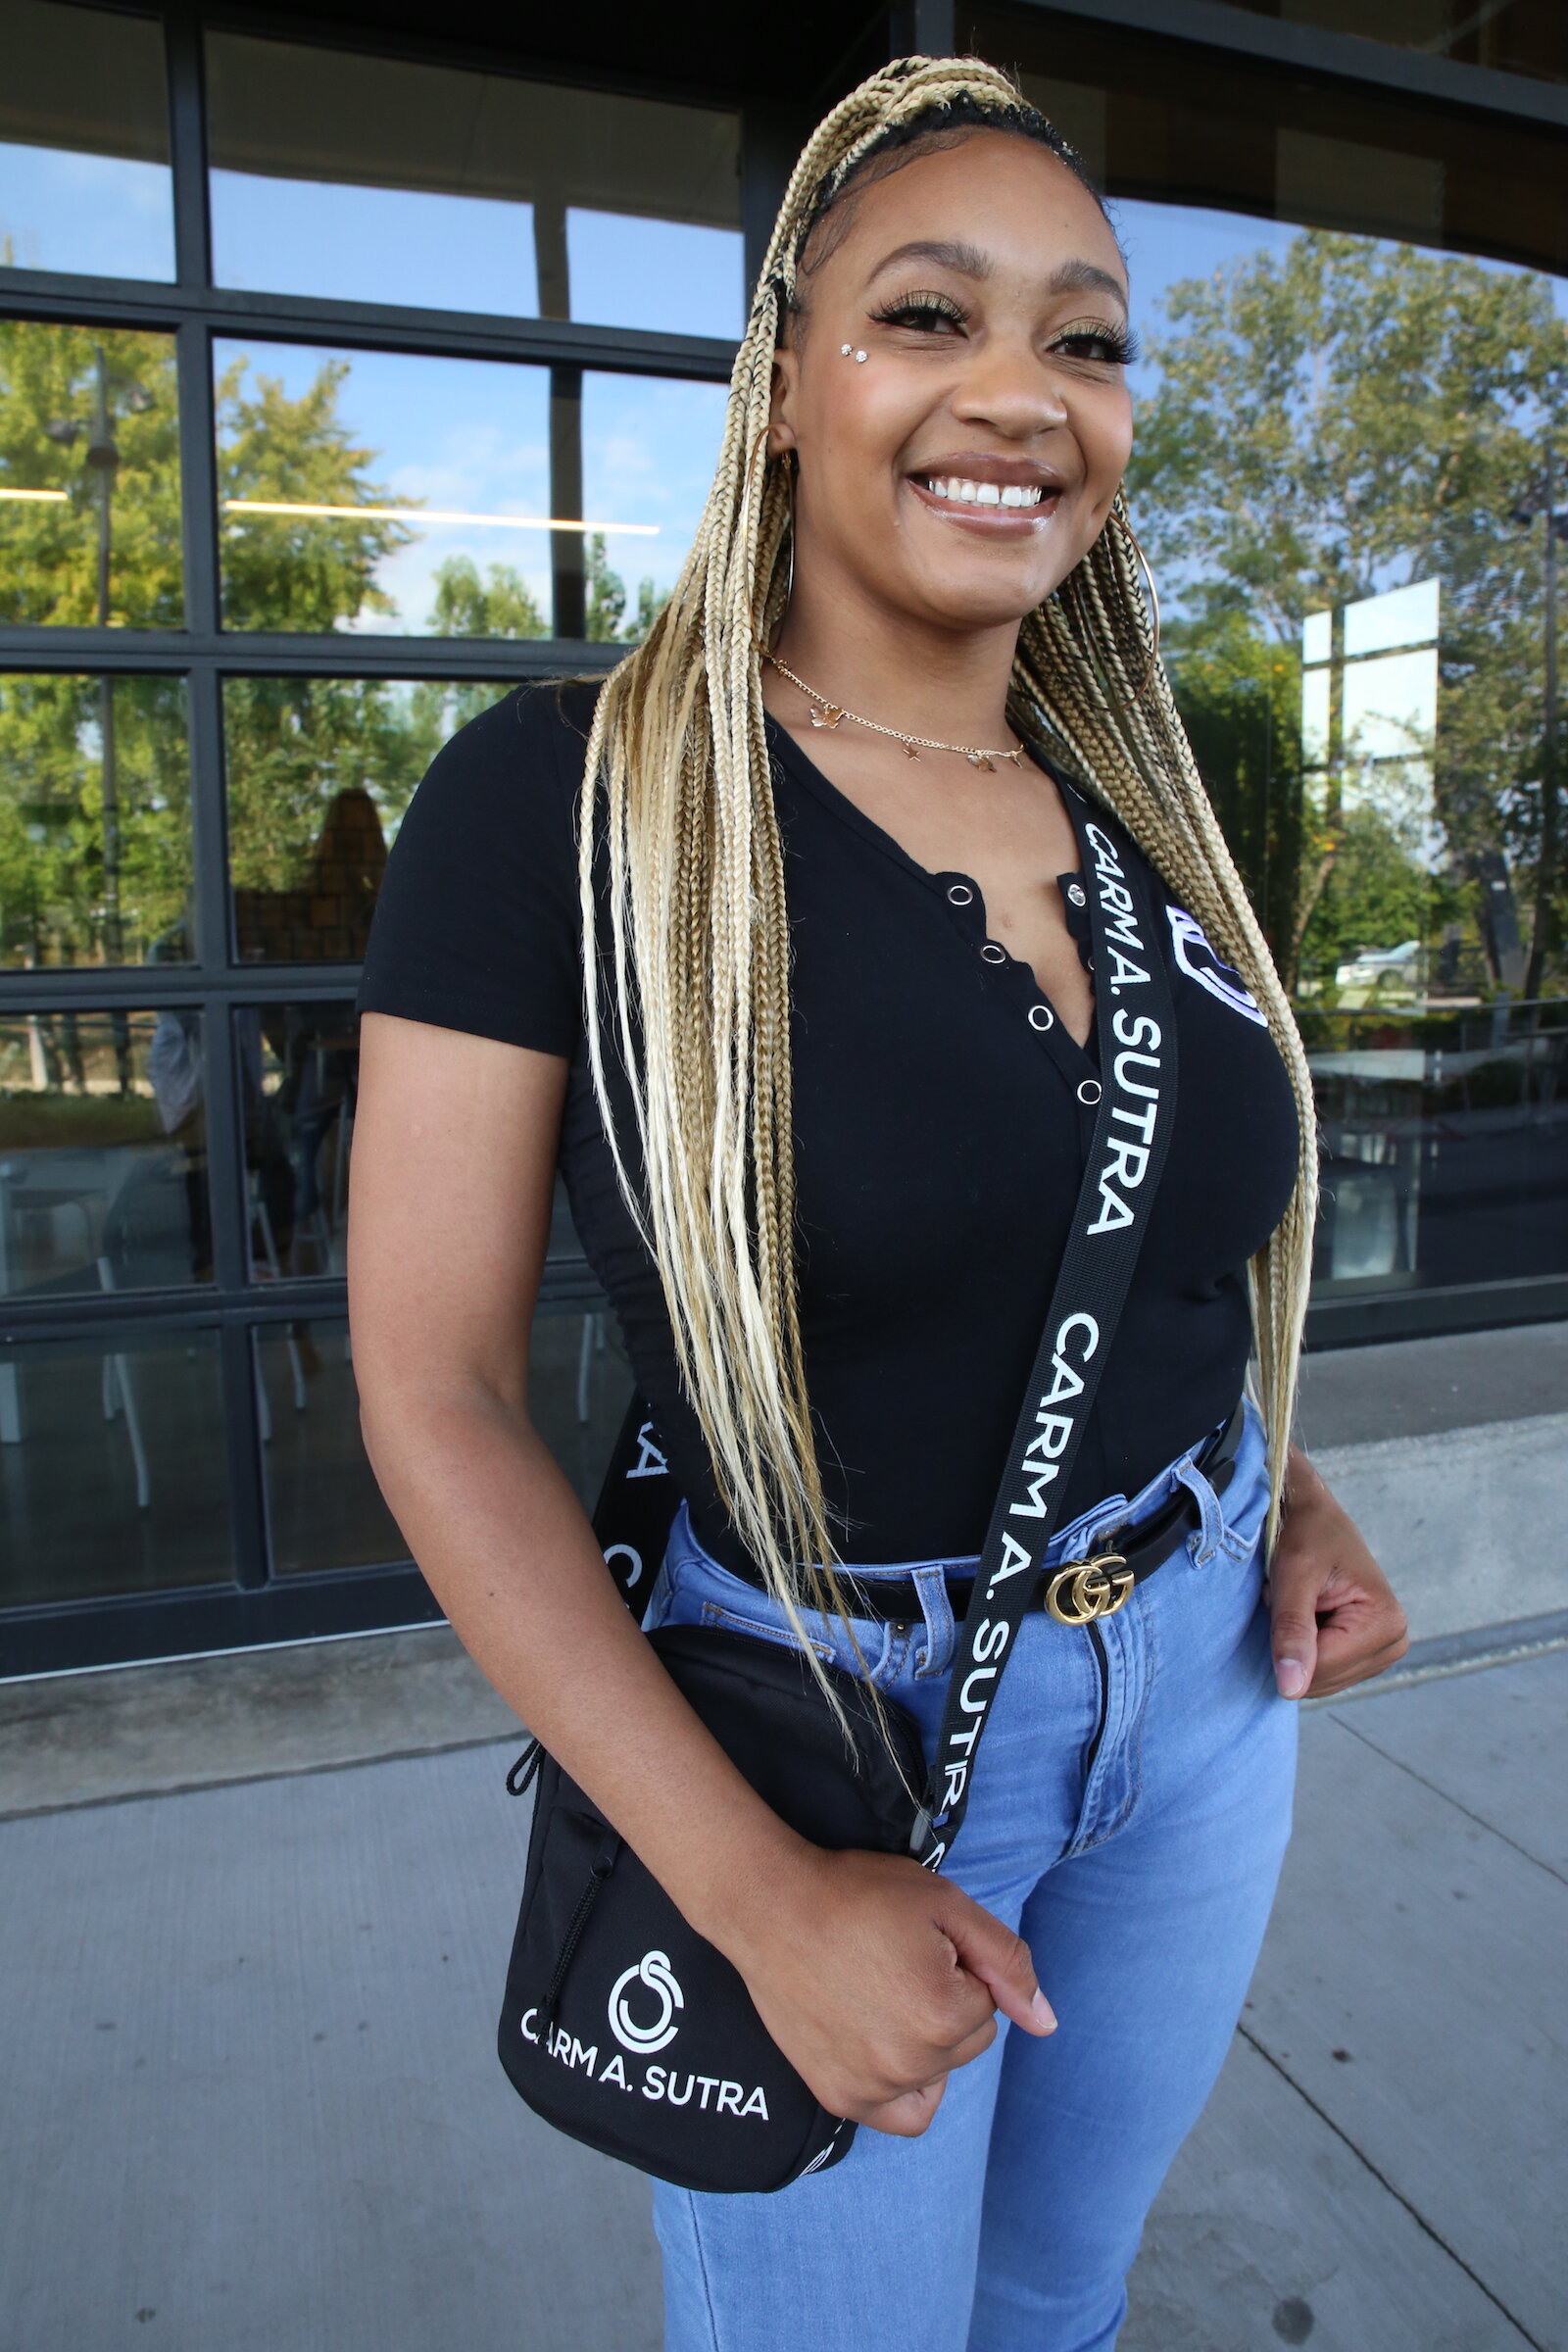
577, 56, 1318, 1669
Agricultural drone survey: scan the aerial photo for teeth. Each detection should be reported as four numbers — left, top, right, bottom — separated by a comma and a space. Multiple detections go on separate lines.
923, 475, 1044, 509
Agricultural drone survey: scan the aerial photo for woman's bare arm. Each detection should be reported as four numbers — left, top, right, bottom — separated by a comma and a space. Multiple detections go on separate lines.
1267, 1445, 1408, 1699
348, 1012, 1052, 2132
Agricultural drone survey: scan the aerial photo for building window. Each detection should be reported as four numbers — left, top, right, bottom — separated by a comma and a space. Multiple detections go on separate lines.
1218, 1, 1565, 87
0, 4, 737, 1666
0, 0, 175, 282
0, 0, 1562, 1665
0, 322, 181, 627
980, 5, 1568, 1307
0, 1324, 232, 1608
204, 32, 744, 333
0, 672, 190, 965
0, 1005, 212, 1295
211, 343, 724, 640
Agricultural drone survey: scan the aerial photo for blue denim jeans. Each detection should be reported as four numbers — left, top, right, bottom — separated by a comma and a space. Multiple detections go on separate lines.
640, 1401, 1297, 2352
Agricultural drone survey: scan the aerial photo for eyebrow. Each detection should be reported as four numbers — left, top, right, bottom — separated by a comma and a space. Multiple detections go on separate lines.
1048, 257, 1130, 306
866, 241, 1128, 308
868, 238, 992, 280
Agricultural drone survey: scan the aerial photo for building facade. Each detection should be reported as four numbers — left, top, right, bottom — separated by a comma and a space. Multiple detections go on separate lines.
1, 0, 1564, 1673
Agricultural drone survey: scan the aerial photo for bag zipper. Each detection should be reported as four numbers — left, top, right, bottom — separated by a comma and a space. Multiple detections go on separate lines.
545, 1826, 622, 2025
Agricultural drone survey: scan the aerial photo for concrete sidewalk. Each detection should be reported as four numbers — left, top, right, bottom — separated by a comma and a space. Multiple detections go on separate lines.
3, 1647, 1563, 2352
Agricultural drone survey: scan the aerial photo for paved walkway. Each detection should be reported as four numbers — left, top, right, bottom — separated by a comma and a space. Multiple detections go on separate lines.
3, 1646, 1563, 2352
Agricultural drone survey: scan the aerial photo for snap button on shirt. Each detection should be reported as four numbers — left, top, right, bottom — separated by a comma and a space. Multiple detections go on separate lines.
1078, 1078, 1102, 1105
947, 883, 974, 906
1029, 1004, 1055, 1032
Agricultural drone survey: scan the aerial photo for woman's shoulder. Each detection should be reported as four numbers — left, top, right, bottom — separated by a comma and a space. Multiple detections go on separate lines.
358, 680, 603, 1055
383, 678, 604, 908
412, 678, 600, 829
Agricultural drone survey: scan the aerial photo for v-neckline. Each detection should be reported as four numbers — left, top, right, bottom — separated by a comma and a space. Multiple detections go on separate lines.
764, 714, 1101, 1069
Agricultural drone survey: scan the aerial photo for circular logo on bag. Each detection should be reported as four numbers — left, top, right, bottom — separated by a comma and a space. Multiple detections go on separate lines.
609, 1950, 684, 2054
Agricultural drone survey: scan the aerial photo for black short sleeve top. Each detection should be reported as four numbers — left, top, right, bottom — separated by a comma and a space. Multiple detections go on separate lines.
359, 683, 1299, 1567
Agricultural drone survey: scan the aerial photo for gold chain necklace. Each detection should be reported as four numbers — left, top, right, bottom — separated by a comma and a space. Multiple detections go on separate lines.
762, 651, 1026, 772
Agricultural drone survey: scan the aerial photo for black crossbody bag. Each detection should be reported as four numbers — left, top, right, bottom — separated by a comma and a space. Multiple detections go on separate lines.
497, 815, 1176, 2194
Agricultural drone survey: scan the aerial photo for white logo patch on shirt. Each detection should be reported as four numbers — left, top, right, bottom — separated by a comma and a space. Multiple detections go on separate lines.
1166, 906, 1267, 1027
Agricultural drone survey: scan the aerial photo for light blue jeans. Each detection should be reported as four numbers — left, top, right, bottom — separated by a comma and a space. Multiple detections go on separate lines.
641, 1401, 1297, 2352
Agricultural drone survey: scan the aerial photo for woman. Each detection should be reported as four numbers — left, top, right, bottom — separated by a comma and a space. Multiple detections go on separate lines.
350, 56, 1407, 2352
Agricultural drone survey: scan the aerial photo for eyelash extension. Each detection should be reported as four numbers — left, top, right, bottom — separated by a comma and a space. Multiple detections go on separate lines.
867, 297, 1141, 367
1054, 318, 1142, 367
868, 289, 968, 332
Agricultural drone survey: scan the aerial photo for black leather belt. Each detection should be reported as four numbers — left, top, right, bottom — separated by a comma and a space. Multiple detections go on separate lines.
741, 1401, 1245, 1629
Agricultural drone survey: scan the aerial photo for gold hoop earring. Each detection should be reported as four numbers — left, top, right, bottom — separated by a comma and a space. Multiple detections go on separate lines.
782, 448, 797, 615
749, 434, 793, 642
1107, 502, 1161, 692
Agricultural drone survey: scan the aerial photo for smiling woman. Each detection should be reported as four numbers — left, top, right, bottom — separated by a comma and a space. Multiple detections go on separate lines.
348, 56, 1406, 2352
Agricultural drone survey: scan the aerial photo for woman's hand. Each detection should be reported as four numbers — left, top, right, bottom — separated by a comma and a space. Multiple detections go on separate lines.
1266, 1446, 1408, 1701
722, 1844, 1055, 2137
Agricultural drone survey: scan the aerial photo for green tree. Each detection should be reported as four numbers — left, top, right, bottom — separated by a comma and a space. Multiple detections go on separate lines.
0, 325, 446, 954
0, 318, 180, 626
0, 321, 190, 961
3, 327, 662, 966
427, 552, 547, 640
1128, 230, 1568, 988
223, 677, 440, 897
214, 356, 435, 905
585, 532, 667, 643
1297, 803, 1448, 985
626, 571, 668, 641
0, 673, 189, 966
216, 354, 409, 632
1164, 612, 1305, 974
407, 553, 544, 748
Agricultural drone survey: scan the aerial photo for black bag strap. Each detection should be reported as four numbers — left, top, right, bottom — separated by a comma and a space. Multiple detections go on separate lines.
586, 799, 1177, 1876
910, 811, 1176, 1867
590, 1402, 679, 1608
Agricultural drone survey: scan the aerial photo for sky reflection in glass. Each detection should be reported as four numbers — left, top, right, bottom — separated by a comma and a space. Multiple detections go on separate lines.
210, 173, 540, 316
215, 339, 553, 634
566, 210, 742, 338
214, 338, 727, 636
0, 0, 173, 282
204, 29, 743, 339
210, 172, 742, 335
0, 143, 174, 280
582, 372, 729, 611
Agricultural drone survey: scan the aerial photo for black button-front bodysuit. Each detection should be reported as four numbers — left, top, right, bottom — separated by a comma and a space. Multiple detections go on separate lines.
360, 684, 1299, 1569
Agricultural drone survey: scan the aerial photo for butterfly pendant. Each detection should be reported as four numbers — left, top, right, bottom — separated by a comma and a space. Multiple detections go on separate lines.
808, 704, 844, 729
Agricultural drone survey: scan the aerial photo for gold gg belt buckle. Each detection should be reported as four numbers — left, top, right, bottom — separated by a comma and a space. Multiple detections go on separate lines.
1045, 1549, 1135, 1626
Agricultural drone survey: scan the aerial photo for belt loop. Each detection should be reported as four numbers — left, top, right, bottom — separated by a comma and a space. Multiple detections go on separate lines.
907, 1563, 956, 1677
1174, 1455, 1226, 1565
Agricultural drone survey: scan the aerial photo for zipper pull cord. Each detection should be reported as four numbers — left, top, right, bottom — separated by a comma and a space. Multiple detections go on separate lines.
545, 1830, 622, 2024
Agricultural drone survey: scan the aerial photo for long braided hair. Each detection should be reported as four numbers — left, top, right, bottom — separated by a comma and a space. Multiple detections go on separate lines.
579, 55, 1318, 1657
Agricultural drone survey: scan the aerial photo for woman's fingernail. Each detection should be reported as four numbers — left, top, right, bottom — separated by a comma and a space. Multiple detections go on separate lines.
1276, 1658, 1308, 1699
1031, 1989, 1057, 2033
